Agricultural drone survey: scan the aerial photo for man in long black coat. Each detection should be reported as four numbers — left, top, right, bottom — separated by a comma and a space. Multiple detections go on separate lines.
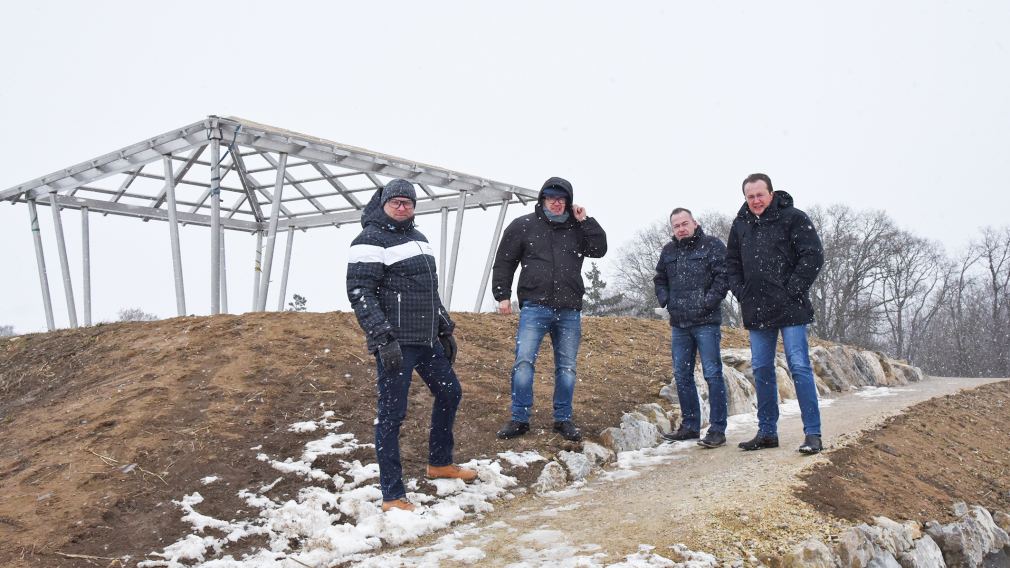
726, 173, 825, 454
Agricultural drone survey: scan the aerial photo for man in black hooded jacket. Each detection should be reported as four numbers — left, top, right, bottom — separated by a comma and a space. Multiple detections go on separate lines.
491, 177, 607, 441
726, 173, 825, 455
347, 178, 476, 513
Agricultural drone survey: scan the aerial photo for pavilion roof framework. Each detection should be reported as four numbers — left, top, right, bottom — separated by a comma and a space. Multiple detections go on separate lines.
2, 116, 538, 331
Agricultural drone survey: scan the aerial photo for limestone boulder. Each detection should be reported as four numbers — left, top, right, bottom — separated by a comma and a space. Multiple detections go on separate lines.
724, 365, 757, 416
830, 345, 873, 389
873, 516, 918, 556
775, 359, 796, 401
781, 538, 837, 568
533, 461, 567, 494
924, 505, 1009, 567
635, 403, 672, 435
836, 524, 900, 568
580, 441, 614, 467
599, 412, 659, 453
897, 535, 945, 568
721, 348, 752, 373
855, 351, 890, 386
994, 511, 1010, 534
659, 383, 678, 404
557, 450, 592, 481
890, 362, 924, 384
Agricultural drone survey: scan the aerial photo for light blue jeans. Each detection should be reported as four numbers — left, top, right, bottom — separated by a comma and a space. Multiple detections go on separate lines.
749, 324, 821, 436
510, 303, 581, 423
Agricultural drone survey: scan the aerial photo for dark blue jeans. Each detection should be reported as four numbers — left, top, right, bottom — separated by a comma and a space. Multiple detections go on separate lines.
510, 303, 582, 423
375, 342, 462, 501
671, 324, 727, 433
749, 324, 821, 436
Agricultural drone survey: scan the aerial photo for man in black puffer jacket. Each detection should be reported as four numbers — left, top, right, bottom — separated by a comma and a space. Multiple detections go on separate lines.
347, 179, 476, 513
654, 207, 729, 448
726, 173, 825, 455
491, 177, 607, 441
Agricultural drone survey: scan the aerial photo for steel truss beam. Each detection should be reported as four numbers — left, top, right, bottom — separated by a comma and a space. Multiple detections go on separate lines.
2, 115, 540, 329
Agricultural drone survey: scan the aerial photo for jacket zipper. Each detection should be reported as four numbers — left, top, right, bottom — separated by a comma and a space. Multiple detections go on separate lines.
397, 292, 402, 328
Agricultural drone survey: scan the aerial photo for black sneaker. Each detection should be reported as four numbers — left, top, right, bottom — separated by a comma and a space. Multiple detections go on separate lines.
662, 426, 700, 442
697, 431, 726, 448
496, 420, 530, 439
798, 434, 823, 455
738, 433, 779, 451
553, 421, 582, 442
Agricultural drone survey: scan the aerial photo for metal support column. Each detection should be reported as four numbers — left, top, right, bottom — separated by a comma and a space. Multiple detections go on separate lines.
256, 152, 287, 311
474, 199, 510, 312
439, 207, 448, 298
277, 227, 295, 311
163, 155, 187, 316
209, 138, 222, 314
49, 192, 79, 327
82, 206, 92, 326
220, 225, 229, 313
443, 191, 468, 309
252, 231, 263, 311
27, 199, 56, 331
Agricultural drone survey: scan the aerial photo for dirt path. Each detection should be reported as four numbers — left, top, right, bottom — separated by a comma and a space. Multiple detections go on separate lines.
388, 376, 1008, 566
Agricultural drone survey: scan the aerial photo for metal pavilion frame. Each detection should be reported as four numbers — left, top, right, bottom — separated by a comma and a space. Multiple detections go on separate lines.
2, 116, 538, 331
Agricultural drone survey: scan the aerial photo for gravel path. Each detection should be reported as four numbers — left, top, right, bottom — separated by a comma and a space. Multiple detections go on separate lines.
386, 376, 1007, 566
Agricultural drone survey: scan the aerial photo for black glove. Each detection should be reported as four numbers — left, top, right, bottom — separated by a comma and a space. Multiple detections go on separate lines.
438, 334, 457, 365
377, 339, 403, 374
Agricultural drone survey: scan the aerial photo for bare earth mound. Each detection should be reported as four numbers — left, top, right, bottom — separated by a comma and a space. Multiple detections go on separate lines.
0, 311, 1001, 566
796, 380, 1010, 525
0, 312, 712, 566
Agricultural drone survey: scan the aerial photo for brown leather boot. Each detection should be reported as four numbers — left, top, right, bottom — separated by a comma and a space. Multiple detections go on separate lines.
426, 464, 478, 482
381, 498, 415, 512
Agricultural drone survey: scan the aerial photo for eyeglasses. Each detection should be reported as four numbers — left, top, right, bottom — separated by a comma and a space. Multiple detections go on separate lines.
544, 197, 567, 205
387, 199, 415, 210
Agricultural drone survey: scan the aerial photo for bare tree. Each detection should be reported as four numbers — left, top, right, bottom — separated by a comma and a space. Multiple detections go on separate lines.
973, 226, 1010, 374
807, 205, 896, 346
0, 325, 14, 337
696, 211, 733, 243
612, 219, 669, 317
117, 308, 159, 322
877, 231, 948, 362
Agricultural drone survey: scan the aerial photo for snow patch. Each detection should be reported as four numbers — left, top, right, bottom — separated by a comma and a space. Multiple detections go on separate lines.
855, 386, 899, 398
497, 450, 547, 468
143, 416, 520, 567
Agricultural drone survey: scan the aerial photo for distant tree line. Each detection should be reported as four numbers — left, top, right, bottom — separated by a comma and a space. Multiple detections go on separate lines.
586, 206, 1010, 377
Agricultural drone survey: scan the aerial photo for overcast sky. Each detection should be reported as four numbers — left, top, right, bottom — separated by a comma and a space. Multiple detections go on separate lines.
2, 1, 1008, 333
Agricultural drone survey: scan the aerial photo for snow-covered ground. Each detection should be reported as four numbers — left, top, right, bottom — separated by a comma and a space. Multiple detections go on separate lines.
854, 385, 907, 398
140, 392, 852, 567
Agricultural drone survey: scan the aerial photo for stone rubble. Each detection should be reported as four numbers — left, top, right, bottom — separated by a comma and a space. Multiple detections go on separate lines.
776, 503, 1010, 568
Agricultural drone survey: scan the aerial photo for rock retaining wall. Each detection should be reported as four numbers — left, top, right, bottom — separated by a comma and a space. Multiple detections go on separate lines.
780, 502, 1010, 568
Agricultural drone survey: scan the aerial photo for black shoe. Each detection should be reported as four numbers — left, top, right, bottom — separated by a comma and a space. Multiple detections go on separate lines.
658, 422, 698, 440
798, 434, 823, 455
496, 420, 529, 439
697, 431, 726, 448
553, 421, 582, 442
738, 433, 779, 451
662, 426, 701, 442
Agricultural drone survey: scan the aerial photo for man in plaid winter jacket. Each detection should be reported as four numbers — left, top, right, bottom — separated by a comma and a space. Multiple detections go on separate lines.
347, 179, 476, 513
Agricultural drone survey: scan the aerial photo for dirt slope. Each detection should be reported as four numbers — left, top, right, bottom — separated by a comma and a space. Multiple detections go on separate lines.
0, 312, 1004, 566
796, 379, 1010, 524
0, 312, 708, 566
